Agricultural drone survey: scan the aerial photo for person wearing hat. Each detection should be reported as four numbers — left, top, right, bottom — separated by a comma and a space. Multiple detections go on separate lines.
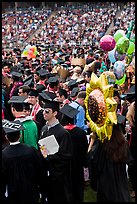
60, 104, 88, 202
2, 119, 48, 203
45, 76, 59, 95
69, 87, 80, 102
9, 71, 23, 98
69, 91, 90, 132
28, 89, 46, 135
36, 68, 49, 88
8, 96, 39, 150
39, 93, 73, 202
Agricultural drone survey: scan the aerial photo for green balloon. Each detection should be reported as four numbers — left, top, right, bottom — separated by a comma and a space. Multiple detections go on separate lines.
114, 32, 123, 43
116, 36, 129, 54
130, 38, 135, 43
115, 74, 126, 85
127, 42, 135, 55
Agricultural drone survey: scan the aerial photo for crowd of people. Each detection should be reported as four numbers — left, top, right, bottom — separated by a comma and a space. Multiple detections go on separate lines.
2, 2, 136, 203
2, 6, 52, 49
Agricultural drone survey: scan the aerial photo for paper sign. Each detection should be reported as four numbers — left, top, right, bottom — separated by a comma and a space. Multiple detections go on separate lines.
38, 135, 59, 155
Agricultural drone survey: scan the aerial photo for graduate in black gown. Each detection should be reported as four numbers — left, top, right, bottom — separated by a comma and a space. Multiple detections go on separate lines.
87, 117, 133, 202
60, 104, 89, 202
2, 119, 48, 204
39, 92, 73, 202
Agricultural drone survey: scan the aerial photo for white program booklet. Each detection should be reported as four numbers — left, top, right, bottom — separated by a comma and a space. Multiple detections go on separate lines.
38, 135, 59, 155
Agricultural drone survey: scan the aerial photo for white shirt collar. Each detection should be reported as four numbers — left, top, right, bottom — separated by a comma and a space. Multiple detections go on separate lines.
46, 119, 59, 129
10, 141, 20, 145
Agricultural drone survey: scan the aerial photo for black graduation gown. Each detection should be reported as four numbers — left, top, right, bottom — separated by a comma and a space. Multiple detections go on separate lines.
65, 126, 88, 202
89, 139, 132, 202
2, 143, 48, 204
35, 109, 46, 137
40, 123, 73, 202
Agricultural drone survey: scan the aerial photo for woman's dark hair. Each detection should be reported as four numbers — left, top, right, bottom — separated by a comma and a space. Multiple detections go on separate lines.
103, 124, 129, 162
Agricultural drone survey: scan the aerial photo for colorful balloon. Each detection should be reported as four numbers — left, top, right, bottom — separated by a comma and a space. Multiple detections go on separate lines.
114, 50, 126, 61
116, 36, 129, 54
108, 48, 116, 63
113, 61, 125, 80
103, 71, 116, 85
114, 29, 125, 43
23, 50, 28, 56
115, 74, 126, 85
127, 41, 135, 55
100, 35, 116, 51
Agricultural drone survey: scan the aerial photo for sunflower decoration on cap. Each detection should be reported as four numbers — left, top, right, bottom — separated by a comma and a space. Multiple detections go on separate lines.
85, 72, 117, 141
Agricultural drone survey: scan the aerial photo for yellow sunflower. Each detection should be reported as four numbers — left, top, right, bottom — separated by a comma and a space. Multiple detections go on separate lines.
85, 72, 118, 142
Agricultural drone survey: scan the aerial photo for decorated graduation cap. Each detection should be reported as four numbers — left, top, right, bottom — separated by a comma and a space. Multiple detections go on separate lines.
39, 92, 61, 111
2, 119, 24, 134
28, 88, 39, 97
85, 72, 118, 142
60, 104, 79, 118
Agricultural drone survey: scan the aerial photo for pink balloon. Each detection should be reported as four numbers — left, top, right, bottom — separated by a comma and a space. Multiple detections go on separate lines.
100, 35, 116, 51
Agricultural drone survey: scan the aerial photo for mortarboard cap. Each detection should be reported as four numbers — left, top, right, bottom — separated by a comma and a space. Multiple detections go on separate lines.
70, 87, 79, 97
60, 104, 79, 118
8, 96, 28, 104
2, 119, 24, 134
42, 91, 57, 100
67, 79, 78, 87
43, 99, 61, 111
37, 69, 49, 78
36, 84, 46, 92
10, 71, 22, 80
39, 92, 61, 111
47, 76, 59, 84
28, 88, 39, 97
117, 114, 126, 124
39, 92, 52, 102
24, 78, 34, 88
8, 95, 31, 110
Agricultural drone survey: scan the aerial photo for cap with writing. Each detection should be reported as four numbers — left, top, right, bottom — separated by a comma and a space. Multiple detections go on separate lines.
2, 119, 24, 134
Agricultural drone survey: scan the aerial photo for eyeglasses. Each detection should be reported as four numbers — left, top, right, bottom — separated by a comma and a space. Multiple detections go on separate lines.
18, 92, 23, 94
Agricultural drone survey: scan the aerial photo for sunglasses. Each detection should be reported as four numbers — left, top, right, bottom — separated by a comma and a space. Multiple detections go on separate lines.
44, 109, 50, 114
